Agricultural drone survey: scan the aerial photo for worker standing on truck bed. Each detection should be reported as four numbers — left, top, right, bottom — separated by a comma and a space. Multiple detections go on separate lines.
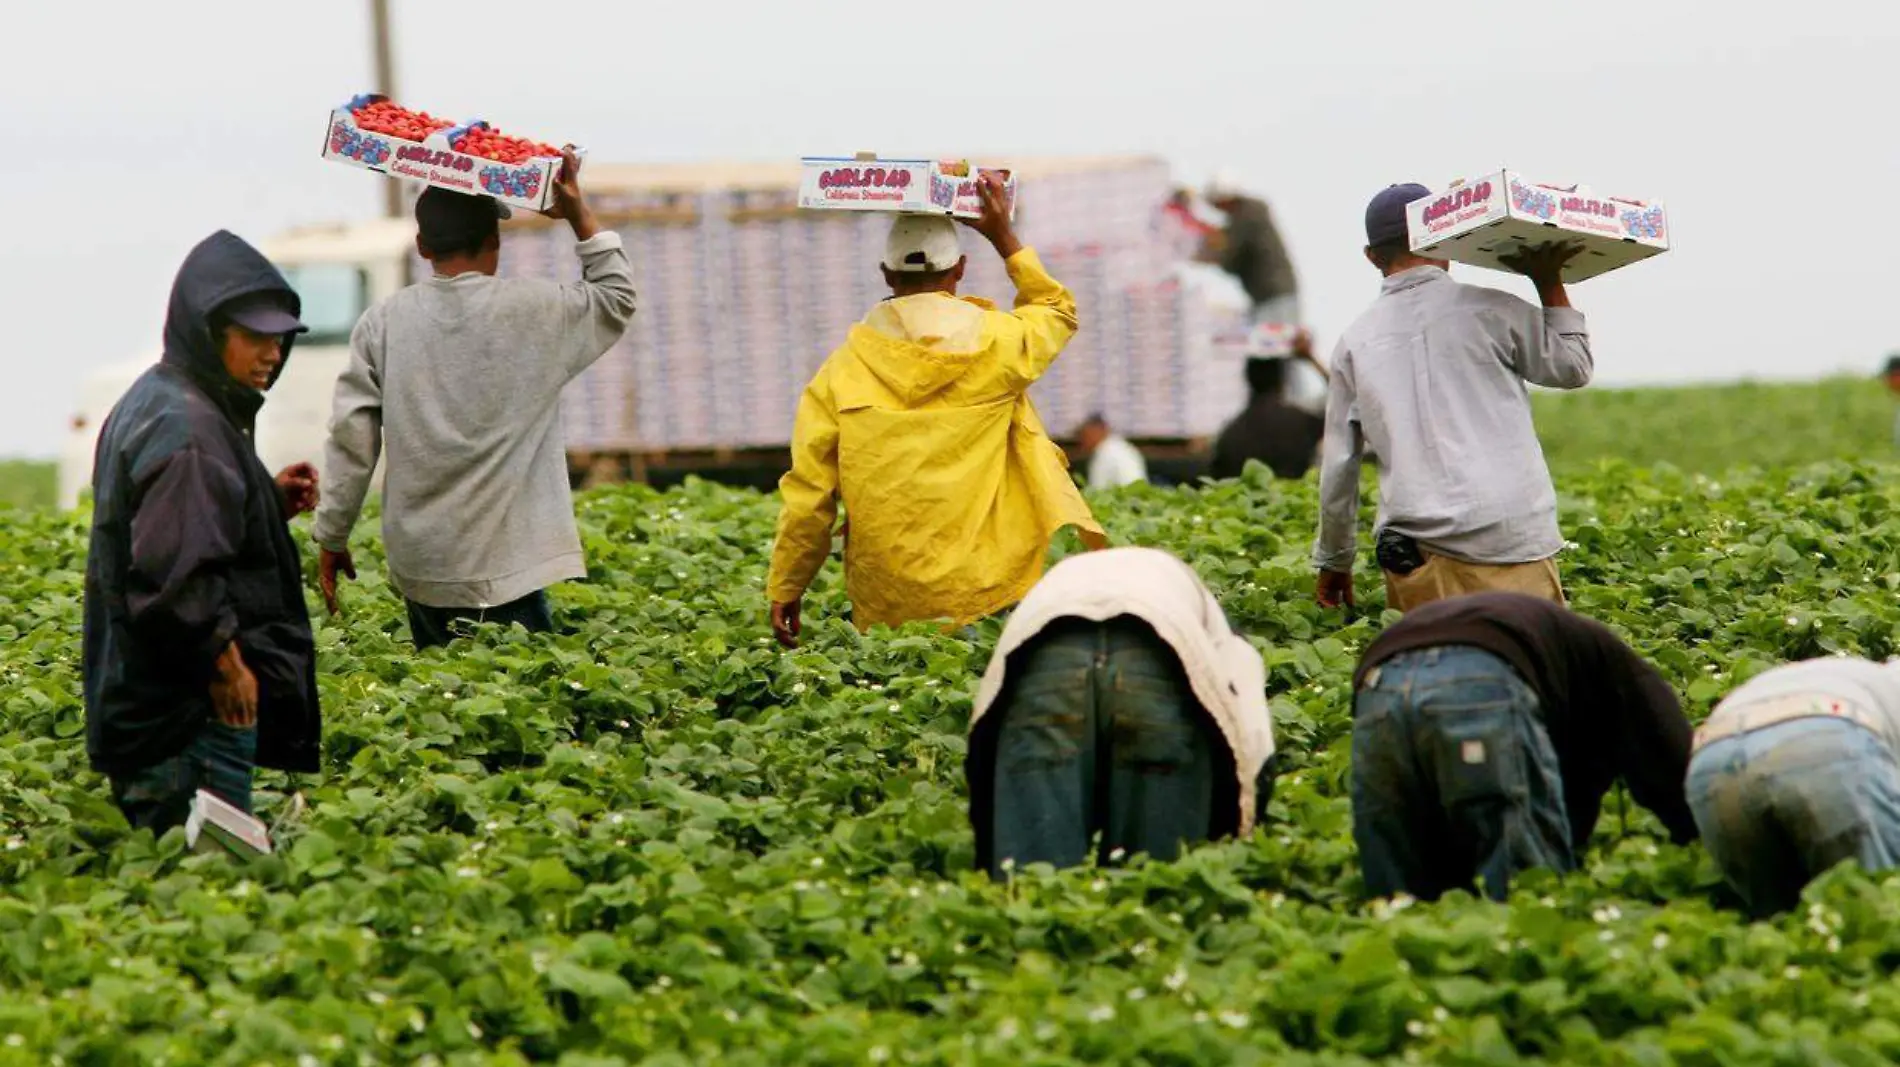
313, 149, 638, 648
766, 174, 1105, 647
1200, 170, 1300, 328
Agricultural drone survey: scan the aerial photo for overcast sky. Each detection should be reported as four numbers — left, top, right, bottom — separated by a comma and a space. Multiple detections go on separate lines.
2, 1, 1894, 457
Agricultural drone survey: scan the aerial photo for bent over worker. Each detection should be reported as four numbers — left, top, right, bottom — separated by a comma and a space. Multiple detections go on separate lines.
1350, 592, 1697, 901
965, 547, 1276, 877
1687, 657, 1900, 916
766, 174, 1105, 646
1313, 183, 1592, 614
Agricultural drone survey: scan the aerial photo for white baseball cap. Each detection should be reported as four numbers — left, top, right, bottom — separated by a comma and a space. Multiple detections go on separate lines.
883, 215, 963, 273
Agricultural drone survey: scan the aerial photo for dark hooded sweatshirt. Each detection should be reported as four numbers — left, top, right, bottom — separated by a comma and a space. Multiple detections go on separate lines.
83, 231, 321, 778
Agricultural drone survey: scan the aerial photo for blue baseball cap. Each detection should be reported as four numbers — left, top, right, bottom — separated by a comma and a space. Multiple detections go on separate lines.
219, 290, 307, 336
1365, 183, 1432, 247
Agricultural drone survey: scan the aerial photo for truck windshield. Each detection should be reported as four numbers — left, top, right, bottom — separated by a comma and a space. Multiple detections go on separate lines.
276, 263, 369, 347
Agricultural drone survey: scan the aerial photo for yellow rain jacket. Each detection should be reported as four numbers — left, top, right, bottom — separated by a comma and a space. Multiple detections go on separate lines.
767, 248, 1107, 630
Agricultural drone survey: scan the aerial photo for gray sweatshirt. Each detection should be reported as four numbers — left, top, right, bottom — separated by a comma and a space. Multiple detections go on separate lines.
313, 232, 637, 608
1313, 266, 1590, 572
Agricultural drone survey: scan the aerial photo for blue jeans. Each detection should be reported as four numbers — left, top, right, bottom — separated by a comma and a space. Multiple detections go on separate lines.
1686, 716, 1900, 916
108, 722, 257, 835
1352, 646, 1573, 901
406, 589, 554, 649
985, 616, 1226, 877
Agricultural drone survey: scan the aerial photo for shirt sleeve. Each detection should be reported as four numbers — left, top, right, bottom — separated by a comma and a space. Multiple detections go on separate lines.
993, 248, 1079, 388
1503, 299, 1593, 390
124, 445, 247, 678
766, 370, 841, 604
1312, 343, 1364, 572
556, 231, 639, 382
1604, 634, 1699, 843
1218, 211, 1257, 279
313, 310, 385, 552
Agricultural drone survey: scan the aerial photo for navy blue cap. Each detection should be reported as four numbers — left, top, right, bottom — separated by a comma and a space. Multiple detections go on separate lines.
1365, 182, 1432, 247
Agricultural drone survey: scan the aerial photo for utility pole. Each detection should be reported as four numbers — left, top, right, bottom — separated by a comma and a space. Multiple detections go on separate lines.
370, 0, 402, 219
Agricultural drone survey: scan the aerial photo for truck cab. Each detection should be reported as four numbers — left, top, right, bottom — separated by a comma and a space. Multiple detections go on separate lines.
58, 220, 416, 510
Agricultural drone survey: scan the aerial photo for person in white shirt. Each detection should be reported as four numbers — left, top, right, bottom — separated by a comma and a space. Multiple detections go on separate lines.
1687, 656, 1900, 915
1074, 414, 1148, 490
966, 547, 1277, 877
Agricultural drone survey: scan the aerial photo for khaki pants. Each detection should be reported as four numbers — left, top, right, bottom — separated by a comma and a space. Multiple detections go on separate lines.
1383, 552, 1565, 614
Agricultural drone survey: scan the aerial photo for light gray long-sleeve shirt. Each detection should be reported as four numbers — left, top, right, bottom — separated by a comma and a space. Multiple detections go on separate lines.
1312, 266, 1591, 572
313, 231, 637, 608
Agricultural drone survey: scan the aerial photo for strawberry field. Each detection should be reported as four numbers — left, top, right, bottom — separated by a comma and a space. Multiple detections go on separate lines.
6, 379, 1900, 1065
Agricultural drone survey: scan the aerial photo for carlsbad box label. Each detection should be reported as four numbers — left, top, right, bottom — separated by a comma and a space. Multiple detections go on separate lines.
1405, 169, 1669, 282
799, 159, 935, 213
1413, 177, 1508, 239
799, 157, 1018, 220
1526, 180, 1667, 247
929, 167, 1017, 219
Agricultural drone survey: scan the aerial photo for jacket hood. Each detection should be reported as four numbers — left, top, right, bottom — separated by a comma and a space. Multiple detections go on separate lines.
848, 293, 995, 405
160, 230, 302, 421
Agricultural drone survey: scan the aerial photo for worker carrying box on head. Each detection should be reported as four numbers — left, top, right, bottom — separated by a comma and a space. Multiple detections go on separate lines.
767, 167, 1104, 647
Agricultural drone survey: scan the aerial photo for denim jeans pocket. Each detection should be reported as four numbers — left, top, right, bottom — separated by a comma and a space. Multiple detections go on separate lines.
998, 682, 1089, 771
1354, 684, 1407, 730
1417, 674, 1522, 708
1106, 676, 1196, 770
1428, 703, 1526, 807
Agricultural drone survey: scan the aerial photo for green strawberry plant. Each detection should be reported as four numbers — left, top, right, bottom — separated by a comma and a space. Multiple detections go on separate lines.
3, 382, 1900, 1064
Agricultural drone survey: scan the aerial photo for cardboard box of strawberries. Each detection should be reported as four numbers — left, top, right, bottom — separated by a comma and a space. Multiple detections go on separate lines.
322, 93, 574, 212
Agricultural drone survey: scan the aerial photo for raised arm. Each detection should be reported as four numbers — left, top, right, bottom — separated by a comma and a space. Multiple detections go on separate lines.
960, 174, 1078, 386
1498, 242, 1592, 389
543, 147, 638, 380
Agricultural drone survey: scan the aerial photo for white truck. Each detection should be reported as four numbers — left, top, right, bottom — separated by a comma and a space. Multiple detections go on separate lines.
59, 219, 416, 510
61, 156, 1263, 509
